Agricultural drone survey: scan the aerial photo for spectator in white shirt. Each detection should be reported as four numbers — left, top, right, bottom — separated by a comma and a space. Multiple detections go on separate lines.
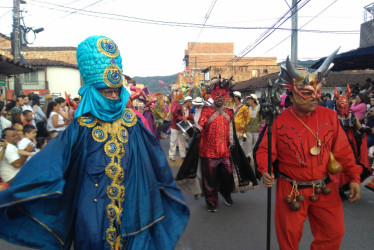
0, 127, 33, 189
46, 101, 66, 132
21, 95, 33, 112
18, 124, 37, 161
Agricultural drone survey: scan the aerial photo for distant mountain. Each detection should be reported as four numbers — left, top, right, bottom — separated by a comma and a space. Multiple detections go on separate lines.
277, 59, 318, 68
133, 74, 178, 94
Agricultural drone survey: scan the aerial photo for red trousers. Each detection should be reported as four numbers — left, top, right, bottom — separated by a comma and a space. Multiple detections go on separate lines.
201, 157, 233, 207
275, 178, 345, 250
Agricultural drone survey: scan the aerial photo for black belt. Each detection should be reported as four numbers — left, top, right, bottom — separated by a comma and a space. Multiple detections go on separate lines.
278, 173, 331, 189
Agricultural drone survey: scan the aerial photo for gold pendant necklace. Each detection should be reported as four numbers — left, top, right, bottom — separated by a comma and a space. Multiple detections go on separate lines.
310, 146, 321, 155
290, 108, 321, 156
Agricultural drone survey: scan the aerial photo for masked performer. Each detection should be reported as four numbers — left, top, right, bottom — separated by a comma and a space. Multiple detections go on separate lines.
255, 49, 362, 250
176, 76, 258, 213
0, 36, 189, 250
331, 85, 372, 198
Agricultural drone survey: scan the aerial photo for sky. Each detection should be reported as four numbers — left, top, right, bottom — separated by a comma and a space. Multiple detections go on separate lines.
0, 0, 373, 77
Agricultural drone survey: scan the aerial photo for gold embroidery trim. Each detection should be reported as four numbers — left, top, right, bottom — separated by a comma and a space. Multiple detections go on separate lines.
77, 109, 138, 250
77, 115, 97, 128
0, 191, 63, 208
122, 216, 165, 236
17, 205, 65, 246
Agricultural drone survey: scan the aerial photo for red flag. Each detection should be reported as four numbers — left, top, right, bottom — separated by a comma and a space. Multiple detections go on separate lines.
158, 80, 165, 86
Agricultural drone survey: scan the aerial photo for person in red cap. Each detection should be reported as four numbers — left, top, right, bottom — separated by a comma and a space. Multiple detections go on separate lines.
255, 49, 362, 250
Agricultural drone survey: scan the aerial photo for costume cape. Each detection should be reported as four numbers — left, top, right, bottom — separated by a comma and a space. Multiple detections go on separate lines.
0, 110, 189, 250
175, 123, 258, 196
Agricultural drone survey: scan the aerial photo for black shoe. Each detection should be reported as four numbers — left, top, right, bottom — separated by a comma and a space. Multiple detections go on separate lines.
207, 206, 217, 213
223, 196, 233, 206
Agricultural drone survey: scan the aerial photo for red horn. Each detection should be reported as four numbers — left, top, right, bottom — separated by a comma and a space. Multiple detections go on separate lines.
334, 87, 340, 100
345, 84, 351, 98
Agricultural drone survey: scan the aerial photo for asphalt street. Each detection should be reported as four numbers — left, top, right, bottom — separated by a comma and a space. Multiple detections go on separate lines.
0, 138, 373, 249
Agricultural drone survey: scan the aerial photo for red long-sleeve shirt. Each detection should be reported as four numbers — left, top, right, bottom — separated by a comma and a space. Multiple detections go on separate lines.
197, 106, 233, 158
171, 104, 193, 130
256, 106, 361, 183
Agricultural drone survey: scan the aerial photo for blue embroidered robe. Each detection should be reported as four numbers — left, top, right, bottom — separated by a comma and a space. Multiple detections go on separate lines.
0, 109, 189, 249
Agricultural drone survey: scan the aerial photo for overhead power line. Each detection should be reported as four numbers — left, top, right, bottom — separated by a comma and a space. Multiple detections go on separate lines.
241, 0, 339, 67
28, 0, 357, 34
221, 0, 310, 69
61, 0, 104, 18
187, 0, 218, 56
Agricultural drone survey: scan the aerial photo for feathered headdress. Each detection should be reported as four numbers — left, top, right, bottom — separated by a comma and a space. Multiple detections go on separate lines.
209, 75, 234, 100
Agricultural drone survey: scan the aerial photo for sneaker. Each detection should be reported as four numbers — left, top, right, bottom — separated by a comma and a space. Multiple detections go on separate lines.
224, 196, 233, 206
207, 206, 217, 213
169, 157, 175, 161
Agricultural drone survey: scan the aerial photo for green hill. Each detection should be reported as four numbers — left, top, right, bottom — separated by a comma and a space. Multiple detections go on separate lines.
133, 74, 178, 94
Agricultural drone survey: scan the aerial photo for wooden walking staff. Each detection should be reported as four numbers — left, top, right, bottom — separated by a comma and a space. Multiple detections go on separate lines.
259, 79, 281, 250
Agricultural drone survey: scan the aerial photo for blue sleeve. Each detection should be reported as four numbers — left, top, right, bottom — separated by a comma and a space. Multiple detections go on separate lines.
0, 121, 85, 249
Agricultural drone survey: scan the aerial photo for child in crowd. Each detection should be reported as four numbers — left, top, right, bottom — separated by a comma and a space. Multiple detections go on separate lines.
17, 124, 37, 161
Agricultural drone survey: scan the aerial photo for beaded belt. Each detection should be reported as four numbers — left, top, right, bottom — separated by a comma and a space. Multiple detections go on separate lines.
278, 173, 331, 189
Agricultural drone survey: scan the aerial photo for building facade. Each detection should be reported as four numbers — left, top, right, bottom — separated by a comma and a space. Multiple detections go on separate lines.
183, 42, 279, 84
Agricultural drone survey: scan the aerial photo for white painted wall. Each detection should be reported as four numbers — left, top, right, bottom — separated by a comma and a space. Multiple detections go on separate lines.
46, 67, 81, 98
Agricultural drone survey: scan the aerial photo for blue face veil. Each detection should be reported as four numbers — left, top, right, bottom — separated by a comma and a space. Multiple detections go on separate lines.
74, 36, 130, 122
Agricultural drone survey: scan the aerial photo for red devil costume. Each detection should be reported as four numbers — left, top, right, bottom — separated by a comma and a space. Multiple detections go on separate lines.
330, 85, 372, 197
176, 76, 258, 212
255, 49, 362, 250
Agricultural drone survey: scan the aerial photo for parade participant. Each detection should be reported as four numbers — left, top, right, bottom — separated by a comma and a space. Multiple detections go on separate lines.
176, 76, 258, 212
192, 97, 204, 123
232, 91, 250, 146
245, 94, 262, 164
255, 50, 362, 250
331, 85, 372, 199
168, 96, 193, 161
0, 36, 189, 250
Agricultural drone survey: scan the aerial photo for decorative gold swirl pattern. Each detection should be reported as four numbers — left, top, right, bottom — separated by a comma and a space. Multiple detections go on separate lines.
97, 38, 119, 58
78, 108, 137, 250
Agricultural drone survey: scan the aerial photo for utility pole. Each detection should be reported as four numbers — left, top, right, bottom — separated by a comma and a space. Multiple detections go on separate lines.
291, 0, 298, 65
12, 0, 22, 96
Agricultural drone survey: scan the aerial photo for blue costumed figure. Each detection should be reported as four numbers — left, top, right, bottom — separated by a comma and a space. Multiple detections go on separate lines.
0, 36, 189, 249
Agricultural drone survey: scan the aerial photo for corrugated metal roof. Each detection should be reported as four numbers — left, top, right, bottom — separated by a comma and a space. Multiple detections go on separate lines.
232, 71, 374, 91
310, 46, 374, 71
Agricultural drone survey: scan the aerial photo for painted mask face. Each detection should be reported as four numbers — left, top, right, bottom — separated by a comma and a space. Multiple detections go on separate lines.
334, 85, 351, 117
292, 83, 322, 105
211, 88, 229, 100
336, 96, 350, 116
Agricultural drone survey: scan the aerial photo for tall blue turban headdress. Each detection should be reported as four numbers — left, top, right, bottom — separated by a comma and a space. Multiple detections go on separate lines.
74, 36, 130, 121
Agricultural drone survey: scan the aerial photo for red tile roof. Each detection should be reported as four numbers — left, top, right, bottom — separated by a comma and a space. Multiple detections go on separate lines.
26, 59, 78, 69
0, 54, 33, 75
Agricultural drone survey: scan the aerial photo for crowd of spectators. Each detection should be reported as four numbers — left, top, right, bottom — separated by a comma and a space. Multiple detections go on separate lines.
319, 78, 374, 160
0, 92, 79, 190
